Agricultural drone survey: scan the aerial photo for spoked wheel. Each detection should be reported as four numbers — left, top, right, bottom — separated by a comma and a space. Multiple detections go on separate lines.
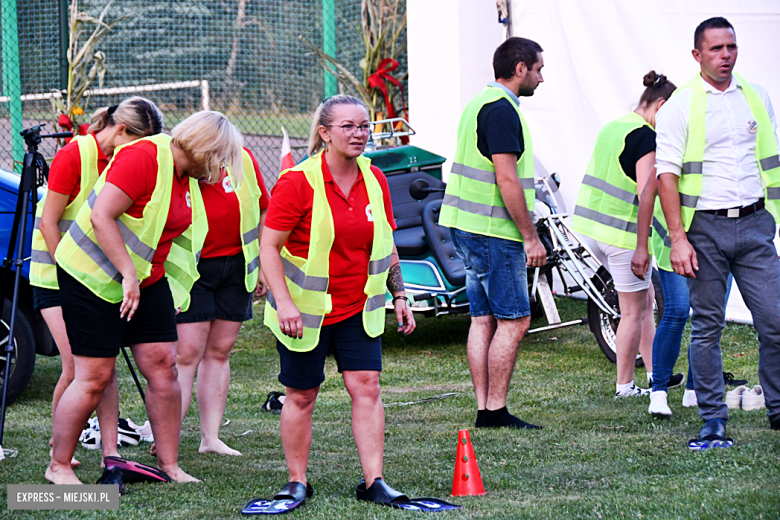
0, 299, 36, 406
587, 267, 651, 368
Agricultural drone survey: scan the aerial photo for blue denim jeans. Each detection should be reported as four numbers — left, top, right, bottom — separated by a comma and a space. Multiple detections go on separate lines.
651, 268, 732, 392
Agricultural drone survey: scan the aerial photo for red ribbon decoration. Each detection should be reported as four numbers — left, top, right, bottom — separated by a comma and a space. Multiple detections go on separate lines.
368, 58, 408, 120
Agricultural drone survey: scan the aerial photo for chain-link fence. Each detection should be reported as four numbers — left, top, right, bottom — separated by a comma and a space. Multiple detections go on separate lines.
1, 0, 406, 188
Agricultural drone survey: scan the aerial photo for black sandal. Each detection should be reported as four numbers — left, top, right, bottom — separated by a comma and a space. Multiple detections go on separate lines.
356, 478, 461, 512
241, 481, 314, 515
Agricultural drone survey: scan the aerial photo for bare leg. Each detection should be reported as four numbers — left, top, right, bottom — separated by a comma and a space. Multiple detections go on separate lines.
466, 315, 497, 410
485, 317, 530, 410
46, 355, 115, 484
131, 341, 199, 483
97, 367, 120, 462
343, 371, 384, 485
197, 319, 243, 455
638, 286, 655, 371
280, 386, 319, 486
616, 289, 651, 385
41, 307, 80, 468
175, 322, 211, 419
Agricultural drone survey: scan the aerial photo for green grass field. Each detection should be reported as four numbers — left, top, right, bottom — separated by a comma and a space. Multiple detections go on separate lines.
1, 298, 778, 519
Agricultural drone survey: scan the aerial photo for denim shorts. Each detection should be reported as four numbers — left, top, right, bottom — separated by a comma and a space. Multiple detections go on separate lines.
277, 311, 382, 390
176, 253, 253, 323
450, 228, 531, 320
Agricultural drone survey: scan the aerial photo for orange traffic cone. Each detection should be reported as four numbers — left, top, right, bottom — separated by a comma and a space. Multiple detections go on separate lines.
451, 429, 485, 496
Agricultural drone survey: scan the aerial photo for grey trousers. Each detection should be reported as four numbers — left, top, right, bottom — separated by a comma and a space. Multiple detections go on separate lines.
686, 208, 780, 424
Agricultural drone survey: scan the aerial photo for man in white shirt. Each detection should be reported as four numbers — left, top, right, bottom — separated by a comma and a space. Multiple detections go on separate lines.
657, 17, 780, 447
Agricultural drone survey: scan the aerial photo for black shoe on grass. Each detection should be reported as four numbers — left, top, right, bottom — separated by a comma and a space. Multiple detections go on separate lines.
723, 372, 748, 386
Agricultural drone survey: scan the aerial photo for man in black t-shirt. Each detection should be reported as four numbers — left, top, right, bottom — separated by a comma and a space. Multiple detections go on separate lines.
446, 38, 547, 430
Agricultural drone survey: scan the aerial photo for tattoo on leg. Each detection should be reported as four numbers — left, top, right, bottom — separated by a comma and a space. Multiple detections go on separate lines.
387, 264, 404, 293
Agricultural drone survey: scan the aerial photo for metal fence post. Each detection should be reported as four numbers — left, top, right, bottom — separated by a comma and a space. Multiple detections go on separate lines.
322, 0, 337, 98
1, 0, 23, 171
59, 0, 69, 91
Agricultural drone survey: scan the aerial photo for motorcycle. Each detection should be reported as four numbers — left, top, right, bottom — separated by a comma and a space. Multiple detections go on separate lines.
365, 119, 654, 367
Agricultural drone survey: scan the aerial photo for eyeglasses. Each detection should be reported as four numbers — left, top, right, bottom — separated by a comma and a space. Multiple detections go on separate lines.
326, 124, 371, 136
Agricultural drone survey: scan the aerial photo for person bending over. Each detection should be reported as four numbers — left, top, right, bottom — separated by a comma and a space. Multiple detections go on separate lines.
31, 97, 162, 468
47, 110, 243, 484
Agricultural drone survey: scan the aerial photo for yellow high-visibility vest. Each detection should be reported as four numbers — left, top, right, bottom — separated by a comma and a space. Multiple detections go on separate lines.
572, 112, 651, 250
440, 85, 535, 242
653, 73, 780, 270
30, 135, 101, 289
264, 152, 394, 352
55, 134, 208, 304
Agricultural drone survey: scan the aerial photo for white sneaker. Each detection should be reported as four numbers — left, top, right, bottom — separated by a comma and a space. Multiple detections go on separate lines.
742, 385, 765, 411
725, 385, 749, 409
682, 389, 698, 408
648, 391, 672, 417
615, 383, 650, 398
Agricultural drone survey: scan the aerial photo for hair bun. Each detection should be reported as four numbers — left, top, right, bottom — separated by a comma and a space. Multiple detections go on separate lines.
643, 70, 659, 87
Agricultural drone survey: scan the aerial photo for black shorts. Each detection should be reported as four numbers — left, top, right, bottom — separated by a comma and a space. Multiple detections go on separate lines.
176, 253, 253, 324
277, 311, 382, 390
33, 286, 61, 311
58, 266, 178, 358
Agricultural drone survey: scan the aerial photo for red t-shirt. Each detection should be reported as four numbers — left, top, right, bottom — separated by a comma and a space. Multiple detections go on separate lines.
104, 141, 193, 288
265, 156, 397, 325
48, 133, 109, 204
201, 148, 271, 258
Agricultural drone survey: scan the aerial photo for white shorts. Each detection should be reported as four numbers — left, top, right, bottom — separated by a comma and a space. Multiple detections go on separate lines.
585, 237, 650, 293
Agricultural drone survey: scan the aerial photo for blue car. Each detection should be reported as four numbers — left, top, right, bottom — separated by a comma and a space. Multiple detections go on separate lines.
0, 166, 56, 405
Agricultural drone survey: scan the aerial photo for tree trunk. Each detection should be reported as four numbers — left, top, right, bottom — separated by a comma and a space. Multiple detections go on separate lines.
224, 0, 248, 114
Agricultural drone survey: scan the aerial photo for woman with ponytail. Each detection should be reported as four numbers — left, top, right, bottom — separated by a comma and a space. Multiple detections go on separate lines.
47, 110, 242, 485
572, 71, 676, 398
31, 96, 163, 469
259, 95, 415, 508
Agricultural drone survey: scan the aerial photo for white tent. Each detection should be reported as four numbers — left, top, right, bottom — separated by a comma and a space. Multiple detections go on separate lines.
407, 0, 780, 323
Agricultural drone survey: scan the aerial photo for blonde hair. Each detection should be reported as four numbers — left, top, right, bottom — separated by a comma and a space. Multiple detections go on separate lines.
171, 111, 244, 185
87, 96, 163, 136
307, 95, 368, 156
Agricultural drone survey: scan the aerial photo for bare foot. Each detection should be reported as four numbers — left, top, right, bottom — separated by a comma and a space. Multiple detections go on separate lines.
199, 438, 242, 456
100, 451, 120, 468
45, 463, 83, 485
50, 447, 80, 469
150, 443, 156, 457
160, 464, 201, 483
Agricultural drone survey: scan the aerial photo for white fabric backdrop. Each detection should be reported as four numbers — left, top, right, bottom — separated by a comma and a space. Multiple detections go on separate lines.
507, 0, 780, 323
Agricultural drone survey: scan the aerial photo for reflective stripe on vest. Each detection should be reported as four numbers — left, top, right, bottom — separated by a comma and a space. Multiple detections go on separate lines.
164, 175, 208, 311
230, 150, 262, 291
572, 112, 650, 250
676, 73, 780, 229
439, 86, 535, 242
30, 135, 101, 289
55, 134, 184, 303
264, 152, 394, 352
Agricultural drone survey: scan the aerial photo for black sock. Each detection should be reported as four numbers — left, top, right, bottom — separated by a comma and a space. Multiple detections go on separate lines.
484, 407, 542, 430
475, 409, 486, 428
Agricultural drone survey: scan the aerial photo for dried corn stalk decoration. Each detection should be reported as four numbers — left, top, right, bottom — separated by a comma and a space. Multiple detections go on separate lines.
49, 0, 128, 131
299, 0, 406, 120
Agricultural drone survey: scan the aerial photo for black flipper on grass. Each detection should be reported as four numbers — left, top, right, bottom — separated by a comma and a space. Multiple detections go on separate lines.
241, 481, 313, 515
356, 478, 461, 512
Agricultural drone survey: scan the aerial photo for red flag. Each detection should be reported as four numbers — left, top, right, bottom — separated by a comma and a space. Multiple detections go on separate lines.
280, 127, 295, 173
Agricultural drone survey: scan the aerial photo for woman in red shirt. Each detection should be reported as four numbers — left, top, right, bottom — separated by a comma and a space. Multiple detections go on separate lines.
33, 97, 163, 468
174, 147, 270, 456
260, 95, 415, 509
47, 111, 243, 485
